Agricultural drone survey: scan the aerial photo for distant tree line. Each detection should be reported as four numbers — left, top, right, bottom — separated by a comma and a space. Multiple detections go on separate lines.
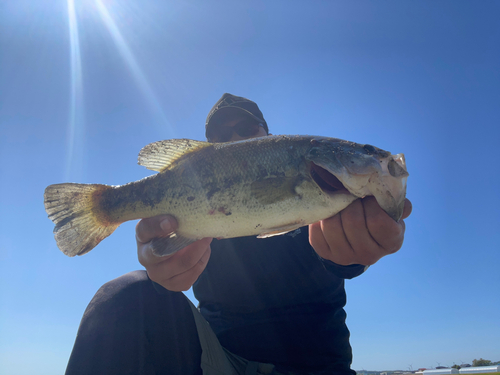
472, 359, 497, 367
449, 359, 499, 369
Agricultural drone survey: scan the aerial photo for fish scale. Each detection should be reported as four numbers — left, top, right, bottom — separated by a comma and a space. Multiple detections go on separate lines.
44, 135, 408, 257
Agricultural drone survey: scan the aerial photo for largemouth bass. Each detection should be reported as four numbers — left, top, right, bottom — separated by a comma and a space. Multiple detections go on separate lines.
44, 135, 408, 257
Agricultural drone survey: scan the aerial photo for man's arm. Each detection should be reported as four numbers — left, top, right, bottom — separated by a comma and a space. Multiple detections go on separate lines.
309, 196, 412, 267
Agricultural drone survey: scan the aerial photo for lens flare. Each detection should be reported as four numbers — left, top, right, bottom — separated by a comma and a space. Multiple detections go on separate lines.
66, 0, 85, 181
94, 0, 172, 134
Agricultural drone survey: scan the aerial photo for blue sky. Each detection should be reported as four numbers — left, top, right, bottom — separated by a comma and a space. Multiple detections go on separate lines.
1, 0, 499, 373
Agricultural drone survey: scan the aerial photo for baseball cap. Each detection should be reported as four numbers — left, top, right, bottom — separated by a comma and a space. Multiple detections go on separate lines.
205, 93, 269, 140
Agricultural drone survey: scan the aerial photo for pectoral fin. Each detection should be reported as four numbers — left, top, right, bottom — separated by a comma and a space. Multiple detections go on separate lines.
257, 221, 304, 238
250, 176, 303, 205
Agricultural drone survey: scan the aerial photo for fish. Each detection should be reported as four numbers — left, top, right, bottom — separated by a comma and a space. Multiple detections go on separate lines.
44, 135, 408, 257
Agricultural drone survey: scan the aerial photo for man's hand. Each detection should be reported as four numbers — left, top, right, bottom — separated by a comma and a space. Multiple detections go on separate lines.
309, 197, 412, 266
136, 215, 212, 292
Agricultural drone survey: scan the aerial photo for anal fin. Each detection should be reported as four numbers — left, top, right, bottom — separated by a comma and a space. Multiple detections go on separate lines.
150, 232, 197, 256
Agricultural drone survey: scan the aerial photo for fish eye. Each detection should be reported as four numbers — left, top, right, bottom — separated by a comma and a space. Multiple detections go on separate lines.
363, 144, 376, 153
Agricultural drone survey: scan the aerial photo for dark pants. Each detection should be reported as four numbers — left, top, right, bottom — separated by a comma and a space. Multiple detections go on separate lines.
66, 270, 355, 375
65, 270, 203, 375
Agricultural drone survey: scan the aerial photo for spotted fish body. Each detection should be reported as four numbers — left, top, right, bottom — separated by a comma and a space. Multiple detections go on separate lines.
44, 135, 408, 257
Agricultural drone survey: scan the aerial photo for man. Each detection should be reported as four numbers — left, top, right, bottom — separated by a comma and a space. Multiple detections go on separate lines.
66, 93, 412, 375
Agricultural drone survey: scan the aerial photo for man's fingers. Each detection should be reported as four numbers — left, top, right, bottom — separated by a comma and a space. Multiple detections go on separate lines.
339, 199, 387, 265
401, 198, 412, 220
160, 246, 212, 291
167, 238, 213, 275
340, 199, 375, 247
136, 215, 178, 244
135, 214, 213, 291
144, 238, 212, 291
309, 214, 355, 266
308, 221, 329, 255
140, 237, 212, 275
364, 197, 405, 254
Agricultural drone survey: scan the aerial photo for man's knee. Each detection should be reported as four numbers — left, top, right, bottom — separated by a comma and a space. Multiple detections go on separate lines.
83, 271, 150, 316
83, 270, 193, 327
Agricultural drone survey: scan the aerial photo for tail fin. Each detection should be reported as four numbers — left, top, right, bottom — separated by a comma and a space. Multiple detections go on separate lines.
44, 183, 119, 257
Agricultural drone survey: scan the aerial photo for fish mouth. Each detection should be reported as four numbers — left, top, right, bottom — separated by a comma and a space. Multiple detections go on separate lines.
310, 163, 350, 195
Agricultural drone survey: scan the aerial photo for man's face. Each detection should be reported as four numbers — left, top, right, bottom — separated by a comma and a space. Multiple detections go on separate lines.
209, 114, 268, 143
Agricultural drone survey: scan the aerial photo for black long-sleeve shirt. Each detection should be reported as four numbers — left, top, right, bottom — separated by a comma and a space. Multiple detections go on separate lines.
65, 227, 365, 375
194, 227, 365, 374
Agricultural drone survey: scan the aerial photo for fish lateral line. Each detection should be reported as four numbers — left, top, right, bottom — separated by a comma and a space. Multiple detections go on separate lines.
43, 135, 409, 257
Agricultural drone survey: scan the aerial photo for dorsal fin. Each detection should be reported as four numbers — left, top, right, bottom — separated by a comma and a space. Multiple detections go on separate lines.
138, 139, 210, 172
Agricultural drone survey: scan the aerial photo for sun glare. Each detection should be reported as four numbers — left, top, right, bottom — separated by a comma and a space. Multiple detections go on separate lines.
64, 0, 176, 181
66, 0, 85, 181
94, 0, 173, 134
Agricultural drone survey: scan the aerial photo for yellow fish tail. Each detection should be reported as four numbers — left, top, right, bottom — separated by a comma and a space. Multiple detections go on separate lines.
44, 183, 119, 257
